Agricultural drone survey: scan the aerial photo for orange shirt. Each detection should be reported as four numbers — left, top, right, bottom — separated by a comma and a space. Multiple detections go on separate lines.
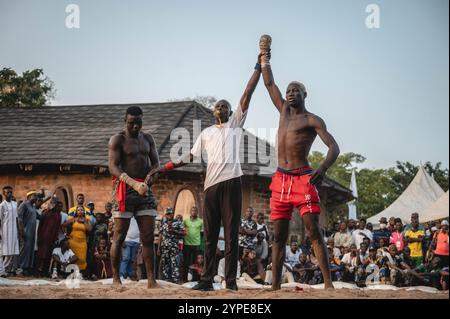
435, 231, 449, 256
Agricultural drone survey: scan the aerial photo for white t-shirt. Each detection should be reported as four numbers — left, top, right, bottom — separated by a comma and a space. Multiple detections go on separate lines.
191, 104, 247, 190
52, 247, 75, 263
217, 226, 225, 251
285, 247, 302, 268
125, 217, 140, 243
218, 257, 241, 278
352, 229, 373, 249
341, 252, 358, 267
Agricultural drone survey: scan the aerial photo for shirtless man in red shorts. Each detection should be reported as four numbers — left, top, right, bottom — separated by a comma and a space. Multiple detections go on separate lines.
261, 50, 340, 290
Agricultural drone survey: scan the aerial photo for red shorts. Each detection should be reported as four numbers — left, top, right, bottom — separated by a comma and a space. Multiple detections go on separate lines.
269, 167, 321, 221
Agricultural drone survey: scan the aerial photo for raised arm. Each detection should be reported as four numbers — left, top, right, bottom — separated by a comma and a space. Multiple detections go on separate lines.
239, 54, 263, 113
261, 51, 285, 112
309, 115, 340, 185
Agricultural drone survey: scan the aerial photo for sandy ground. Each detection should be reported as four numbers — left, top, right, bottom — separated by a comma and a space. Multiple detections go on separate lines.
0, 278, 448, 299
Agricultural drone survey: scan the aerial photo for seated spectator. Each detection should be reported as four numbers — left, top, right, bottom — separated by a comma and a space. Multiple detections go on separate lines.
360, 245, 381, 285
341, 244, 359, 282
389, 219, 405, 252
293, 254, 316, 283
334, 221, 353, 248
327, 238, 341, 258
352, 218, 373, 249
409, 257, 446, 289
387, 217, 396, 231
328, 246, 343, 282
255, 232, 269, 266
377, 238, 387, 258
93, 237, 112, 279
299, 237, 312, 256
214, 257, 241, 284
240, 248, 266, 285
188, 254, 204, 282
379, 244, 411, 286
285, 241, 302, 269
51, 238, 78, 279
264, 262, 295, 285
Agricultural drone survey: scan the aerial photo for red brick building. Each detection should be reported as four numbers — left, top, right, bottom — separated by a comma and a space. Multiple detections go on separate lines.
0, 101, 353, 234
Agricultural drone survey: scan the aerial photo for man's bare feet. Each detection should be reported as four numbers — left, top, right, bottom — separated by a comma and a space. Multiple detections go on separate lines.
324, 283, 335, 290
112, 277, 122, 286
147, 279, 160, 289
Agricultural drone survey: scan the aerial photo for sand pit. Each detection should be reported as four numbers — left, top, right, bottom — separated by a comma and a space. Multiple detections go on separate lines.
0, 277, 447, 299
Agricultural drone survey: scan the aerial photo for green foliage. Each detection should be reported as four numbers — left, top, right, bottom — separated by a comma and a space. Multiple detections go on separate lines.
0, 67, 55, 107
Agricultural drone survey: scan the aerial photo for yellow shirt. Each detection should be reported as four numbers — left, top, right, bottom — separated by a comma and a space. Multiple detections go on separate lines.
404, 229, 425, 257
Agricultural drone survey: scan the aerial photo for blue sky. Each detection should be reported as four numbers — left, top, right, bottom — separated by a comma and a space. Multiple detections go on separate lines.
1, 0, 448, 169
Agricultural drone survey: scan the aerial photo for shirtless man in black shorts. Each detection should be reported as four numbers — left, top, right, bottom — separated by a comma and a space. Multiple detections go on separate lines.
108, 106, 160, 288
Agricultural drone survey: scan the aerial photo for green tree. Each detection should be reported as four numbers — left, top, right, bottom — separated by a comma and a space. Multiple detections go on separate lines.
391, 161, 449, 194
0, 67, 55, 107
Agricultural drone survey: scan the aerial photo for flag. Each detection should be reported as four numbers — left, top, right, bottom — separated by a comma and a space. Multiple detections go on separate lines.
347, 168, 358, 220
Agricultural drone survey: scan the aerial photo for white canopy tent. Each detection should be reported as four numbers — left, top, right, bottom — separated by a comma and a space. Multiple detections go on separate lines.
368, 166, 444, 226
420, 191, 449, 223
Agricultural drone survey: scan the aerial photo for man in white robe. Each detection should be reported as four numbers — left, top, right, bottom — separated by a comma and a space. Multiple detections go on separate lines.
0, 186, 20, 275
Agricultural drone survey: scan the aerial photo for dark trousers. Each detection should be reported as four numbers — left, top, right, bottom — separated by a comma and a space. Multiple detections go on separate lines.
183, 245, 200, 282
201, 177, 242, 286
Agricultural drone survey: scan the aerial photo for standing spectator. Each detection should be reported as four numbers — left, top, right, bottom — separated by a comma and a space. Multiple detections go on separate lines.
347, 219, 356, 233
18, 191, 39, 276
404, 212, 424, 232
188, 254, 204, 282
87, 201, 95, 215
255, 232, 269, 265
93, 212, 109, 246
94, 237, 112, 279
255, 212, 270, 242
182, 206, 203, 282
158, 208, 184, 283
103, 202, 114, 240
404, 219, 425, 267
389, 219, 405, 252
120, 217, 140, 280
373, 217, 392, 248
36, 199, 63, 276
67, 206, 92, 276
0, 186, 20, 276
387, 217, 396, 231
68, 194, 92, 216
239, 207, 258, 254
330, 222, 340, 238
352, 218, 373, 249
51, 238, 78, 279
431, 220, 449, 268
334, 221, 353, 248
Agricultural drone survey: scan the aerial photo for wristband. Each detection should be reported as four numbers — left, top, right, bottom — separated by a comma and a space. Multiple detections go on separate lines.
254, 63, 261, 71
164, 161, 175, 171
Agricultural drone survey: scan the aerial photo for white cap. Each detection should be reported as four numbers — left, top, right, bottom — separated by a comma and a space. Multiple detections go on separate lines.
441, 220, 449, 226
431, 226, 438, 232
